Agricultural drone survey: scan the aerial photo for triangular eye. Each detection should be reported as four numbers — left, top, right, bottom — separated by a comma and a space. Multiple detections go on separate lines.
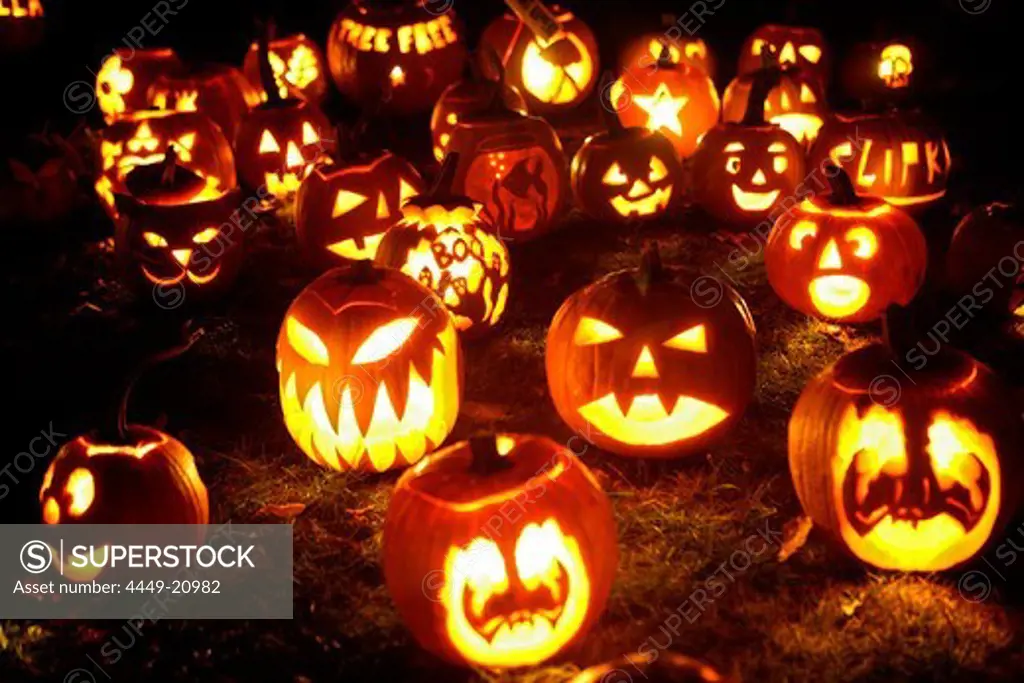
302, 121, 319, 145
353, 317, 419, 365
602, 163, 628, 186
259, 130, 281, 153
664, 324, 707, 353
649, 156, 668, 182
332, 190, 368, 217
798, 45, 822, 64
399, 178, 419, 204
376, 192, 390, 219
286, 316, 330, 366
574, 317, 623, 345
799, 83, 816, 103
176, 132, 196, 150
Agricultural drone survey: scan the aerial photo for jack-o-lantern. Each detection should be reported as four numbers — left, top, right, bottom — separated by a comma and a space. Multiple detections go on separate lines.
383, 433, 616, 667
326, 0, 467, 115
1, 130, 84, 224
692, 68, 805, 227
430, 64, 527, 163
809, 110, 951, 209
571, 102, 682, 222
478, 5, 598, 116
722, 65, 826, 146
618, 28, 715, 78
572, 652, 731, 683
611, 47, 720, 159
376, 154, 511, 337
547, 245, 757, 458
841, 40, 916, 102
946, 202, 1024, 321
148, 64, 259, 141
95, 48, 184, 124
0, 0, 45, 52
296, 149, 424, 267
114, 150, 245, 298
765, 166, 927, 324
738, 24, 829, 88
95, 110, 237, 221
242, 24, 328, 104
790, 314, 1021, 572
276, 261, 463, 472
446, 94, 568, 241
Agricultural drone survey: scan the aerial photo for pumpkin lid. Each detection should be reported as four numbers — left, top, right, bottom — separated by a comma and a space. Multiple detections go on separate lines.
123, 147, 209, 205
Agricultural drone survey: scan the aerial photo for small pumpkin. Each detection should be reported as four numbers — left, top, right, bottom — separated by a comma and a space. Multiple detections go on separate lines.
790, 308, 1021, 572
946, 202, 1024, 321
547, 245, 757, 458
383, 433, 616, 668
276, 261, 462, 472
618, 23, 715, 78
692, 67, 806, 227
722, 61, 826, 146
841, 40, 917, 102
376, 153, 511, 337
242, 22, 328, 104
572, 652, 731, 683
738, 23, 829, 88
765, 165, 927, 324
148, 63, 259, 141
95, 48, 184, 124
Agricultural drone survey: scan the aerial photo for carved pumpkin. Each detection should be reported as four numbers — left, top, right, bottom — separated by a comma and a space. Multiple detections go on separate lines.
765, 166, 926, 324
114, 150, 245, 298
430, 65, 527, 163
326, 0, 467, 115
242, 26, 328, 104
148, 64, 259, 141
946, 202, 1024, 321
808, 110, 951, 209
790, 312, 1021, 572
41, 425, 208, 526
478, 5, 598, 115
296, 149, 424, 267
692, 68, 805, 227
0, 0, 44, 52
276, 261, 462, 472
376, 155, 511, 337
618, 31, 714, 78
547, 245, 757, 458
95, 48, 184, 124
841, 41, 916, 102
446, 94, 568, 241
722, 66, 826, 146
95, 110, 237, 221
738, 24, 829, 88
611, 48, 720, 159
573, 652, 731, 683
383, 433, 616, 668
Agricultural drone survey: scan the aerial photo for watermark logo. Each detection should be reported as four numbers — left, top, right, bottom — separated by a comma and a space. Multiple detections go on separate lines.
20, 540, 52, 574
960, 0, 992, 14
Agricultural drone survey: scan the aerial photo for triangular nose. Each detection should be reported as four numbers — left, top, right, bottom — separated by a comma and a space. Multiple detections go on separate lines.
632, 345, 659, 378
818, 239, 843, 270
627, 179, 652, 198
779, 42, 796, 64
752, 169, 767, 186
171, 249, 192, 266
376, 192, 390, 219
286, 141, 303, 169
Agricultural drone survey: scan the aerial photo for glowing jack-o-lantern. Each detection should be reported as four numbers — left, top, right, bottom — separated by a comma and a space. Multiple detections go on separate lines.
692, 68, 805, 227
738, 24, 829, 88
841, 40, 917, 101
809, 110, 951, 209
430, 68, 527, 163
790, 333, 1020, 572
327, 0, 467, 115
547, 245, 757, 458
376, 155, 511, 337
243, 29, 328, 104
723, 66, 826, 146
765, 166, 926, 323
276, 261, 463, 472
41, 425, 208, 527
95, 48, 184, 124
0, 0, 45, 52
878, 43, 913, 89
573, 652, 731, 683
946, 202, 1024, 321
383, 434, 616, 667
478, 6, 598, 115
296, 150, 424, 268
148, 64, 259, 141
618, 31, 715, 78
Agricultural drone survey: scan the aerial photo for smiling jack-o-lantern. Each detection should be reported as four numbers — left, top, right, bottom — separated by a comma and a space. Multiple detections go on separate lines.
243, 28, 328, 104
946, 202, 1024, 322
149, 64, 259, 141
547, 245, 757, 457
766, 166, 926, 324
430, 65, 527, 163
277, 261, 462, 472
809, 110, 951, 210
384, 433, 616, 667
723, 65, 826, 146
618, 29, 715, 78
790, 326, 1020, 572
95, 48, 184, 124
738, 24, 829, 88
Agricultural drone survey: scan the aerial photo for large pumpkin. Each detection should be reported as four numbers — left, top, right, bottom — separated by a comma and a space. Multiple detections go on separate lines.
429, 66, 527, 163
808, 110, 951, 209
148, 64, 259, 141
722, 65, 826, 146
765, 166, 927, 324
326, 0, 467, 115
945, 202, 1024, 321
547, 245, 757, 458
790, 315, 1021, 572
276, 261, 462, 472
95, 48, 184, 124
242, 26, 328, 104
478, 5, 598, 116
738, 24, 829, 88
383, 433, 616, 668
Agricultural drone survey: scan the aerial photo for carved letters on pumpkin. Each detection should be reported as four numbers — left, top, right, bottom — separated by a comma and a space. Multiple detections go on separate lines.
0, 0, 43, 18
335, 15, 458, 55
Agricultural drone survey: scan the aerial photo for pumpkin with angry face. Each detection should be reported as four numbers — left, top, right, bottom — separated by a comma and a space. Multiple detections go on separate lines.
738, 24, 829, 88
722, 66, 826, 146
547, 246, 757, 458
383, 433, 616, 667
95, 48, 184, 124
276, 261, 462, 472
765, 166, 927, 324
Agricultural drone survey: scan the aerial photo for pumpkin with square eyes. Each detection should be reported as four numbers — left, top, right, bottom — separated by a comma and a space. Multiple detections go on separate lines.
723, 66, 826, 146
242, 23, 328, 104
430, 65, 527, 163
148, 64, 259, 141
765, 166, 927, 324
546, 245, 757, 458
693, 68, 805, 227
95, 48, 184, 124
384, 433, 616, 667
276, 261, 463, 472
618, 32, 715, 79
738, 24, 829, 88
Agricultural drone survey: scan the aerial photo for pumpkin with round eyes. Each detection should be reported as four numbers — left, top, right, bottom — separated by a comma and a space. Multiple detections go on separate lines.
790, 311, 1022, 572
723, 66, 826, 146
546, 245, 757, 458
765, 166, 926, 324
276, 261, 463, 472
572, 652, 732, 683
148, 64, 259, 141
40, 425, 208, 527
808, 110, 951, 210
95, 48, 184, 124
738, 24, 829, 88
692, 68, 805, 227
618, 31, 715, 78
384, 433, 616, 668
946, 202, 1024, 322
242, 24, 328, 104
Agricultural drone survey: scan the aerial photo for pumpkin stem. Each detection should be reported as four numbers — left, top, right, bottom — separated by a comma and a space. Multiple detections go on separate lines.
823, 162, 861, 206
118, 323, 205, 441
345, 258, 386, 286
637, 242, 666, 292
258, 17, 283, 104
480, 47, 513, 115
431, 152, 460, 198
742, 66, 781, 126
468, 436, 515, 475
656, 41, 674, 69
160, 145, 179, 185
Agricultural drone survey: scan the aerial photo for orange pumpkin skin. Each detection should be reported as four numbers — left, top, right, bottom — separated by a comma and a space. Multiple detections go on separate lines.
383, 434, 617, 668
765, 170, 927, 324
737, 24, 829, 88
946, 202, 1024, 321
721, 68, 827, 147
430, 78, 527, 163
546, 248, 757, 458
841, 40, 917, 101
618, 33, 715, 79
572, 651, 732, 683
242, 33, 329, 104
40, 426, 209, 527
148, 64, 259, 141
95, 48, 184, 124
790, 344, 1021, 572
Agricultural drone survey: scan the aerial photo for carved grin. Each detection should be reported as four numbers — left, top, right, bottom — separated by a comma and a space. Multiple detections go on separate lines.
769, 113, 823, 144
732, 185, 780, 212
578, 392, 728, 446
142, 264, 221, 285
809, 274, 871, 318
464, 560, 569, 650
610, 186, 673, 217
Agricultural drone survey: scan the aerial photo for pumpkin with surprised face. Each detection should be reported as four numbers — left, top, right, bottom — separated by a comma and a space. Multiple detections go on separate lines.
384, 433, 616, 668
